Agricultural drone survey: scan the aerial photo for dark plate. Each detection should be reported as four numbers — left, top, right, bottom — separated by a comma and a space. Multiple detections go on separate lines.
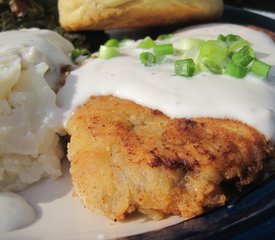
221, 5, 275, 31
114, 5, 275, 240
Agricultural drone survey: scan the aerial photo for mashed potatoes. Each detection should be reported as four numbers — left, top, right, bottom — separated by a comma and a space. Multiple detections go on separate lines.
0, 29, 73, 191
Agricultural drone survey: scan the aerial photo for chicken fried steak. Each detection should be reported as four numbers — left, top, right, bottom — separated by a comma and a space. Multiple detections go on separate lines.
67, 96, 274, 221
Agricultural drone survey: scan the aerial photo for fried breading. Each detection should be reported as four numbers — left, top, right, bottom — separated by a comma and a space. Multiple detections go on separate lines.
67, 96, 274, 221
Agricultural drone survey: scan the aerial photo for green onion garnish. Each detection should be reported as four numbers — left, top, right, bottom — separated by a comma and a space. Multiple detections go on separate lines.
138, 36, 156, 49
200, 40, 228, 62
203, 59, 224, 74
250, 59, 271, 78
217, 34, 226, 42
224, 34, 242, 45
181, 47, 200, 63
229, 39, 251, 52
96, 32, 271, 81
71, 48, 91, 63
199, 40, 228, 74
139, 52, 156, 66
156, 34, 173, 40
99, 45, 119, 59
232, 46, 255, 67
104, 38, 120, 47
180, 38, 204, 50
154, 43, 174, 55
155, 54, 166, 64
224, 61, 247, 78
175, 59, 196, 77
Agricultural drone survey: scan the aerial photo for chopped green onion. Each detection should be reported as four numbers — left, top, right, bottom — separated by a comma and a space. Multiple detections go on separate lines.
250, 59, 271, 78
104, 38, 119, 47
224, 34, 242, 45
180, 38, 204, 50
174, 49, 185, 56
217, 34, 226, 42
232, 46, 255, 67
99, 45, 119, 59
156, 34, 173, 40
155, 54, 166, 64
95, 32, 271, 81
154, 43, 174, 55
175, 59, 196, 77
139, 52, 156, 66
224, 61, 247, 78
203, 59, 224, 74
138, 36, 156, 49
229, 39, 251, 52
71, 48, 91, 63
181, 47, 200, 63
199, 40, 228, 73
200, 40, 228, 63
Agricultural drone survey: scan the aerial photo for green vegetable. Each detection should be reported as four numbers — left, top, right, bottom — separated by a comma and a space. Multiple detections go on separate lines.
180, 38, 204, 50
203, 59, 224, 74
155, 54, 166, 64
224, 61, 247, 78
232, 46, 255, 67
181, 47, 200, 63
139, 52, 156, 66
96, 32, 271, 81
222, 34, 242, 45
250, 59, 271, 78
217, 34, 227, 42
153, 43, 174, 55
228, 39, 251, 52
0, 0, 58, 30
199, 40, 228, 74
99, 45, 119, 59
175, 59, 196, 77
200, 40, 228, 63
104, 39, 119, 47
156, 34, 173, 40
71, 48, 91, 63
138, 36, 156, 49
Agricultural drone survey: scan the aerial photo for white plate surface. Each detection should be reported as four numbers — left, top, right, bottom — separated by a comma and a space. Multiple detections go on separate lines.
0, 161, 183, 240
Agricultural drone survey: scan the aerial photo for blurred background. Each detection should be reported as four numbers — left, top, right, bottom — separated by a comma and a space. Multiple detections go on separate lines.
0, 0, 274, 49
224, 0, 275, 12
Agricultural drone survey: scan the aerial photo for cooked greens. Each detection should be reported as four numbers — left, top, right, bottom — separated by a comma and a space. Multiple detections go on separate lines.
0, 0, 58, 30
0, 0, 107, 50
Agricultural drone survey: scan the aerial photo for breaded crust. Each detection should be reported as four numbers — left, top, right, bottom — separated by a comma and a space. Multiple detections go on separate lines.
67, 96, 274, 221
58, 0, 223, 31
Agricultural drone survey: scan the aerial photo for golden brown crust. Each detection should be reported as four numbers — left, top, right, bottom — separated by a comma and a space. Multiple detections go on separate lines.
58, 0, 223, 31
67, 96, 274, 221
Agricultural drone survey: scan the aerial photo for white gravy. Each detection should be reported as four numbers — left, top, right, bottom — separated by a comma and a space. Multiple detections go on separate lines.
0, 28, 73, 89
57, 23, 275, 140
0, 192, 35, 232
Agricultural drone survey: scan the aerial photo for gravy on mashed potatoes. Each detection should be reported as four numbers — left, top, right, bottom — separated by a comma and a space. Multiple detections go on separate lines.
0, 29, 73, 191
